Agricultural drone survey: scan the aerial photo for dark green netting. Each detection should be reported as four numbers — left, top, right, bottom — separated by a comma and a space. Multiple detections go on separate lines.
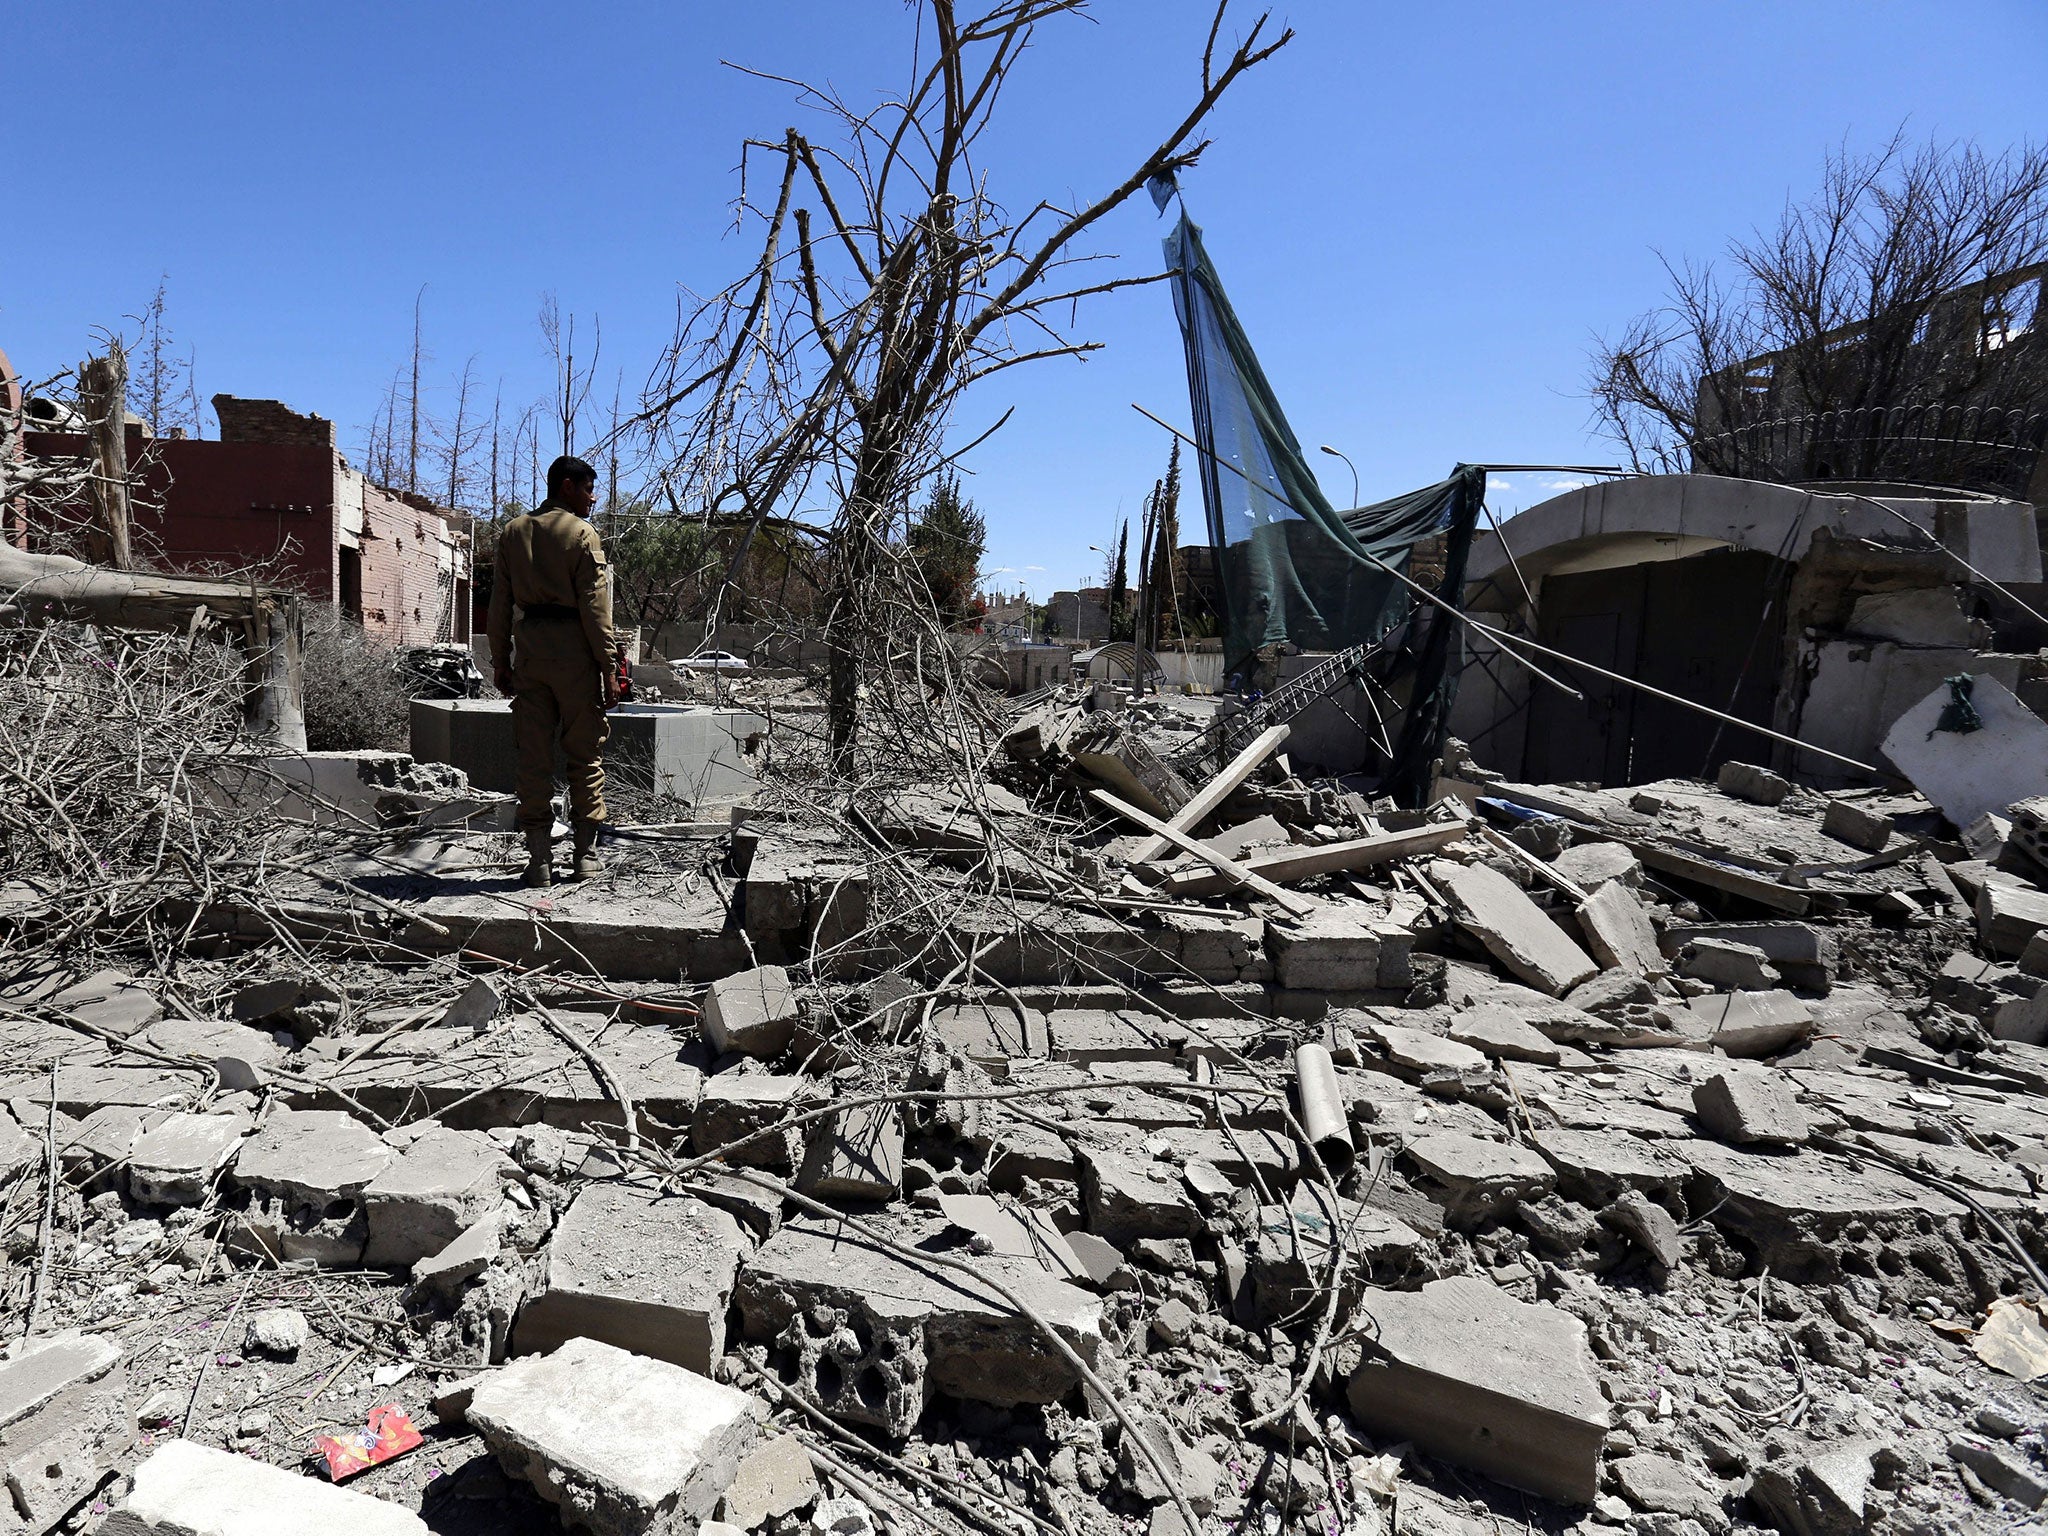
1163, 204, 1484, 800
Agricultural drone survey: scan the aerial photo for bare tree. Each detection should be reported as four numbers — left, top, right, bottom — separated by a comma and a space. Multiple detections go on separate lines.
436, 356, 488, 510
406, 287, 427, 492
637, 0, 1287, 766
1589, 134, 2048, 488
126, 280, 200, 438
540, 295, 601, 458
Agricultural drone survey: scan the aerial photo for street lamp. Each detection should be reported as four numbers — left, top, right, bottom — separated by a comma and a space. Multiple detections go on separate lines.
1318, 444, 1359, 510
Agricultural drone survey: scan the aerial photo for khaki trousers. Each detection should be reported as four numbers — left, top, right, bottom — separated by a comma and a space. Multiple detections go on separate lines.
511, 620, 609, 830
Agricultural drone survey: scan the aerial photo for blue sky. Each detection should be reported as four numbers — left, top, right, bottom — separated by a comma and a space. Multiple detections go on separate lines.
7, 2, 2043, 599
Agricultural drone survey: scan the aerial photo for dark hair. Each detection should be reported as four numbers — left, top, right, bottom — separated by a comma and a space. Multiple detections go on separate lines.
546, 455, 598, 499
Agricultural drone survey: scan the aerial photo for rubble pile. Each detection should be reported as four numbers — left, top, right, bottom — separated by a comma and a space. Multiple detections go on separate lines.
7, 668, 2048, 1536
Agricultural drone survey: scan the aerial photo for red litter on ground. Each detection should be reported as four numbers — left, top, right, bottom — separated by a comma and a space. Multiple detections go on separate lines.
315, 1405, 423, 1481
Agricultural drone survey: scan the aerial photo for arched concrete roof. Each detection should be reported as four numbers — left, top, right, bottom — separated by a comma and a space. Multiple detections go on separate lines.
1466, 474, 2039, 606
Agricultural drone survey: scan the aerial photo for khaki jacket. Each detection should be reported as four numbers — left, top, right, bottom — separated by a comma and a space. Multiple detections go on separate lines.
486, 502, 614, 673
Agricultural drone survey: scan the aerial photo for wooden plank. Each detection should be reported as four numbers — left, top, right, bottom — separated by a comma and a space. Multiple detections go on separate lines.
1156, 822, 1469, 897
1089, 789, 1318, 916
1130, 724, 1291, 865
1479, 825, 1590, 903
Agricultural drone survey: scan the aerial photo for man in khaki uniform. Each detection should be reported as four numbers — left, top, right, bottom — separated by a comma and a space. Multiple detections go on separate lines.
487, 455, 618, 887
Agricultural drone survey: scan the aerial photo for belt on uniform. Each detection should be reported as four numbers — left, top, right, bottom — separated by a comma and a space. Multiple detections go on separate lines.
518, 603, 580, 623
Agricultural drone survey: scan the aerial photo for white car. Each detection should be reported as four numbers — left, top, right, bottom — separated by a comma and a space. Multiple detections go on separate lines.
674, 650, 750, 673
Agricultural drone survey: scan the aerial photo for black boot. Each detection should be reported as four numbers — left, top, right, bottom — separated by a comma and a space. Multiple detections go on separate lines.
569, 821, 603, 881
520, 827, 553, 889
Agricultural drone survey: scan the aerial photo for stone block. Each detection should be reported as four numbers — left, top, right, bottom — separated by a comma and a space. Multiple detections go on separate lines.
363, 1127, 514, 1268
127, 1111, 250, 1206
1662, 921, 1836, 992
231, 1108, 395, 1265
466, 1336, 762, 1536
1075, 1146, 1202, 1248
1250, 1184, 1422, 1323
1401, 1134, 1554, 1229
1575, 883, 1661, 975
1717, 761, 1790, 806
1346, 1276, 1608, 1505
1980, 879, 2048, 959
1822, 797, 1895, 853
1693, 1069, 1810, 1146
795, 1103, 902, 1201
1431, 862, 1598, 997
1678, 938, 1779, 991
111, 1437, 429, 1534
0, 1331, 129, 1535
717, 1433, 818, 1528
693, 1075, 810, 1174
1266, 902, 1383, 991
515, 1182, 744, 1375
1446, 1006, 1562, 1065
1550, 841, 1640, 891
1613, 1453, 1719, 1520
702, 967, 801, 1060
1686, 990, 1814, 1058
736, 1210, 1103, 1434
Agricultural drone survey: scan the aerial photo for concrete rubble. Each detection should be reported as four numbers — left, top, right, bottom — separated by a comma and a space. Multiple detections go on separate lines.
9, 672, 2048, 1536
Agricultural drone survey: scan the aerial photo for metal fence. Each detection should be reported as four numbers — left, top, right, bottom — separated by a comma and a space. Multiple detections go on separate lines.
1690, 403, 2045, 499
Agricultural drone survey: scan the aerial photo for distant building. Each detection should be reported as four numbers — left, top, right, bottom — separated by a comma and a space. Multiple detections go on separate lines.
1046, 585, 1110, 642
1691, 261, 2047, 507
19, 392, 471, 646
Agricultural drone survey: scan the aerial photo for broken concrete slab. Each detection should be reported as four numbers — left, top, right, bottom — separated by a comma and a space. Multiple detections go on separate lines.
467, 1335, 762, 1536
48, 970, 162, 1038
717, 1433, 818, 1528
134, 1017, 284, 1091
1402, 1133, 1555, 1229
363, 1126, 514, 1268
412, 1208, 505, 1296
1687, 990, 1814, 1058
230, 1107, 395, 1265
0, 1331, 129, 1535
1601, 1189, 1686, 1274
701, 966, 801, 1060
1431, 861, 1598, 997
1046, 1009, 1184, 1064
935, 1193, 1086, 1281
736, 1210, 1103, 1435
929, 1000, 1048, 1067
113, 1437, 431, 1534
1882, 672, 2048, 829
1575, 882, 1662, 975
515, 1181, 744, 1375
1692, 1069, 1811, 1146
1347, 1275, 1608, 1504
127, 1111, 250, 1206
795, 1102, 902, 1201
1748, 1439, 1886, 1536
1446, 1006, 1563, 1065
1529, 1128, 1688, 1206
1365, 1022, 1489, 1078
1612, 1452, 1719, 1521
